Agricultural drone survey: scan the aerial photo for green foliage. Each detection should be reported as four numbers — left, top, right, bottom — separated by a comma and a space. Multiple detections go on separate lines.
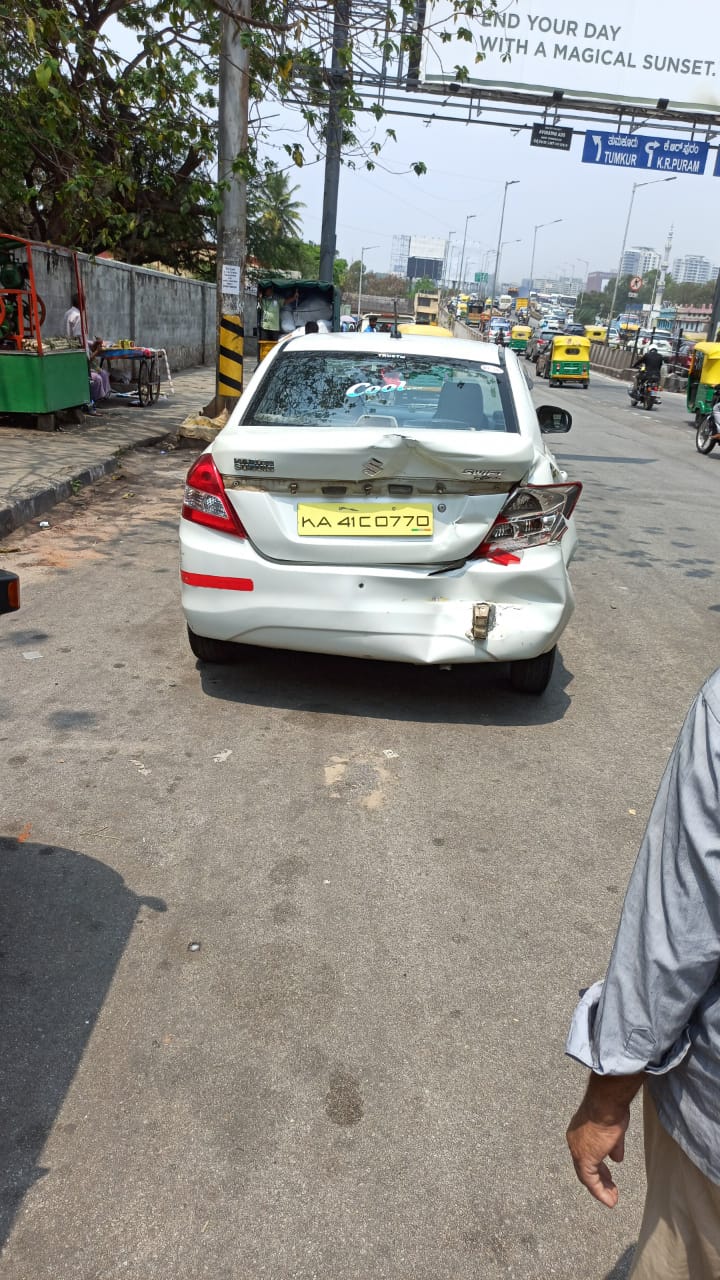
0, 0, 221, 269
410, 276, 438, 295
575, 293, 609, 325
0, 1, 497, 269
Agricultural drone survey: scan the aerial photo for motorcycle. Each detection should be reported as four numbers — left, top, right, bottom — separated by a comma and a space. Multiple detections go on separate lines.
629, 373, 661, 411
695, 397, 720, 455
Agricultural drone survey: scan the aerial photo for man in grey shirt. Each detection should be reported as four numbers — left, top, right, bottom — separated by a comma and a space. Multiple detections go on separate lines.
566, 669, 720, 1278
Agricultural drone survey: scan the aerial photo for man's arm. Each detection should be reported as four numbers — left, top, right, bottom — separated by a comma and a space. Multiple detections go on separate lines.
566, 1072, 644, 1207
566, 679, 720, 1204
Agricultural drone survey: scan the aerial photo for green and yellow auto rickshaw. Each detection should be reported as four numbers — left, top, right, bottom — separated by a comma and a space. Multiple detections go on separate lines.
509, 324, 532, 354
538, 335, 590, 388
585, 325, 607, 344
686, 342, 720, 423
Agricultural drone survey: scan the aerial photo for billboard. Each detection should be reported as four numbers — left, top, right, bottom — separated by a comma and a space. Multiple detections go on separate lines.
421, 2, 720, 114
407, 256, 443, 281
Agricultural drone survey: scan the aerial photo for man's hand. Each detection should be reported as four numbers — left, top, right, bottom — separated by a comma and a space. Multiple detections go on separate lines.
566, 1072, 644, 1207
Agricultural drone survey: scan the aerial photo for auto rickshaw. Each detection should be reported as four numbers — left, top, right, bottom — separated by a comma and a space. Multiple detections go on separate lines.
257, 276, 341, 360
585, 325, 607, 344
397, 322, 454, 338
538, 335, 590, 388
686, 342, 720, 422
509, 324, 531, 354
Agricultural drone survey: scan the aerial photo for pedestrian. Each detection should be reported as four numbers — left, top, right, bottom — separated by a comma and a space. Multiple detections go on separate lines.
304, 319, 319, 334
363, 315, 378, 333
64, 293, 82, 340
566, 668, 720, 1278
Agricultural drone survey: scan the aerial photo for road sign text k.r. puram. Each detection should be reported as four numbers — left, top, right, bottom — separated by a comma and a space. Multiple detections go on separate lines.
582, 131, 709, 175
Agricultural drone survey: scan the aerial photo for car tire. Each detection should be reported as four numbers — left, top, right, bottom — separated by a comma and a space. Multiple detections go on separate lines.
187, 625, 239, 663
509, 645, 557, 695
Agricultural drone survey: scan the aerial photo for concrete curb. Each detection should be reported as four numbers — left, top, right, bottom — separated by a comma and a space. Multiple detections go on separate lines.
0, 425, 173, 538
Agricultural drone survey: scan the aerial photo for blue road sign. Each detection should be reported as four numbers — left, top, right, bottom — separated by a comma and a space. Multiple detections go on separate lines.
582, 131, 708, 176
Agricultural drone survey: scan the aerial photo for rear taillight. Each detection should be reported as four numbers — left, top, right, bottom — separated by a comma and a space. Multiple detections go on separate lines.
182, 454, 247, 538
470, 483, 582, 560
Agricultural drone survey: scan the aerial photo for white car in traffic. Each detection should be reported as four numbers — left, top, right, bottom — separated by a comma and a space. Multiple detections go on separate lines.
180, 333, 582, 694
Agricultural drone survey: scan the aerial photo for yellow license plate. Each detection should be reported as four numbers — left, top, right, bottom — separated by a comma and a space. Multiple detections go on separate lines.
297, 502, 434, 537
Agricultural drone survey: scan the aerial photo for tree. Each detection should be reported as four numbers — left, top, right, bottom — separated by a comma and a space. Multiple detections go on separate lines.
0, 2, 495, 268
575, 292, 609, 325
410, 276, 439, 296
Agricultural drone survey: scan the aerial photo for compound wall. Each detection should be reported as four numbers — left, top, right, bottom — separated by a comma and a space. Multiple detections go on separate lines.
27, 247, 219, 371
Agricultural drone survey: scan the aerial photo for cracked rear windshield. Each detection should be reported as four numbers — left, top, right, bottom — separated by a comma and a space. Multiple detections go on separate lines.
243, 351, 517, 432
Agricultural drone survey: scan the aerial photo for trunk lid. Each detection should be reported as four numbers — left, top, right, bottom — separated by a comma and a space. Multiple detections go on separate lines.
213, 423, 534, 566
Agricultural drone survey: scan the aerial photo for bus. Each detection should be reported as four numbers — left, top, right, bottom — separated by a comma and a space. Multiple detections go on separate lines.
551, 293, 578, 311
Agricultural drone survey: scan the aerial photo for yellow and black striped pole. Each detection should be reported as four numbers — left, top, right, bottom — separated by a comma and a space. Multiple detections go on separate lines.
218, 313, 244, 402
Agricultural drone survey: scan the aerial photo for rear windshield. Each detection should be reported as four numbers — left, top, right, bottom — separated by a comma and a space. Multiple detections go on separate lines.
243, 350, 518, 433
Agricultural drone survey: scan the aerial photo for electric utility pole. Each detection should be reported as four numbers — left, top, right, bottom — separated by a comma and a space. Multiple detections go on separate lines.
214, 0, 251, 413
319, 0, 351, 284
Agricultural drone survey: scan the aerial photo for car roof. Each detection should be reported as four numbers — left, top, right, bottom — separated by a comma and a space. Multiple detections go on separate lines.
278, 332, 503, 364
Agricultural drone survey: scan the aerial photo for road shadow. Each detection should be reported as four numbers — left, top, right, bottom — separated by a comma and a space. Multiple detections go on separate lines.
197, 645, 574, 726
603, 1245, 636, 1279
0, 838, 165, 1248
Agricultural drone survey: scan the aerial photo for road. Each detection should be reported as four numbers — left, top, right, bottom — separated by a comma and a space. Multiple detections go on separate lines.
1, 372, 718, 1280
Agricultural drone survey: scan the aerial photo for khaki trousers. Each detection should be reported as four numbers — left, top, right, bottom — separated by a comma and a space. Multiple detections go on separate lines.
629, 1089, 720, 1279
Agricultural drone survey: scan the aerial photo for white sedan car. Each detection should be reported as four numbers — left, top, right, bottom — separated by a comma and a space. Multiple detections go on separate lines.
180, 333, 581, 694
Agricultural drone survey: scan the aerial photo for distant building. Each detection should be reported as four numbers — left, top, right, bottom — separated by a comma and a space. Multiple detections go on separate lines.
672, 255, 717, 285
620, 246, 660, 278
586, 271, 613, 293
675, 303, 712, 333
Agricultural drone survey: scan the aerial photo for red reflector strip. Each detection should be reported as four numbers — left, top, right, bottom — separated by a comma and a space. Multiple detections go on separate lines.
181, 571, 254, 591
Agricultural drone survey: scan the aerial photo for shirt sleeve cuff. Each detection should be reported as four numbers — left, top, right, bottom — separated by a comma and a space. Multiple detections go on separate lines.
565, 981, 692, 1076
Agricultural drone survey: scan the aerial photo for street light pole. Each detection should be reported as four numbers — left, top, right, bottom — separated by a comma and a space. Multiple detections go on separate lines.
457, 214, 476, 292
529, 219, 562, 295
608, 176, 678, 325
492, 179, 519, 301
500, 239, 521, 302
443, 231, 456, 288
576, 257, 589, 312
357, 244, 378, 323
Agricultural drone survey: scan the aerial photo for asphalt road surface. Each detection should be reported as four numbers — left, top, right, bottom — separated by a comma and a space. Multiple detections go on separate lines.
1, 371, 718, 1280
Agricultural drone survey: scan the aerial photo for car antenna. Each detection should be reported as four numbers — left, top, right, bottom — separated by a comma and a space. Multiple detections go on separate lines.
391, 297, 401, 339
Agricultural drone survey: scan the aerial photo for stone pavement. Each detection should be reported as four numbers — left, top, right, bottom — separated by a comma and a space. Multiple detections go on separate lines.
0, 365, 216, 536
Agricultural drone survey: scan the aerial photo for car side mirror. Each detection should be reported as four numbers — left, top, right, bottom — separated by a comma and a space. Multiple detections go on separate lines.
537, 405, 572, 434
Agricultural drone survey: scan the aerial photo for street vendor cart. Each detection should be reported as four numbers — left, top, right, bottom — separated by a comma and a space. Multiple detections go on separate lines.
0, 233, 89, 428
98, 345, 172, 406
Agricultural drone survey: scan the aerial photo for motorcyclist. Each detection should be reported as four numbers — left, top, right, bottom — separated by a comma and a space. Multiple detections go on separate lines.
632, 345, 663, 390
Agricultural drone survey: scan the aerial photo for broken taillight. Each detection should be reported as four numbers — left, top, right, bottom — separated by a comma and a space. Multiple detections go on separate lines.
470, 482, 582, 560
181, 454, 247, 538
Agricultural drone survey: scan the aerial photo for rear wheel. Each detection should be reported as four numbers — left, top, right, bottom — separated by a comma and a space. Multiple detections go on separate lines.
696, 416, 717, 455
187, 625, 240, 663
509, 645, 557, 696
644, 391, 654, 411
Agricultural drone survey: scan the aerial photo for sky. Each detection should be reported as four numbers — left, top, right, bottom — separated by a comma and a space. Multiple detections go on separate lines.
277, 110, 715, 288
